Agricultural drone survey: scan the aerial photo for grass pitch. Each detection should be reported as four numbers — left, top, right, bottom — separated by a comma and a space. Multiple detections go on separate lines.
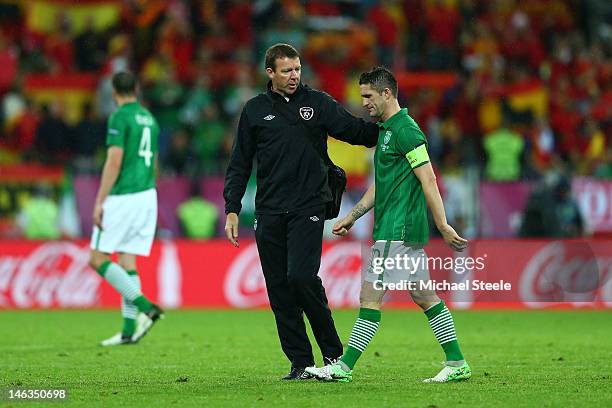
1, 309, 611, 407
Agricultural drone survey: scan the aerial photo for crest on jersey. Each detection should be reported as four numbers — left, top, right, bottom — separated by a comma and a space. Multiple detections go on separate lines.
382, 130, 392, 152
384, 130, 392, 145
299, 107, 314, 120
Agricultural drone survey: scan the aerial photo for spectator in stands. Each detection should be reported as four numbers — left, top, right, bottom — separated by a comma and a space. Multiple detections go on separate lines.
157, 17, 195, 83
146, 69, 184, 133
75, 17, 106, 72
367, 0, 405, 69
0, 30, 18, 95
34, 102, 71, 164
527, 117, 556, 176
177, 183, 219, 239
258, 15, 306, 68
225, 0, 253, 47
307, 34, 352, 103
222, 68, 257, 119
594, 152, 612, 179
483, 117, 525, 181
580, 119, 607, 175
72, 102, 105, 172
424, 0, 460, 69
552, 177, 585, 237
44, 12, 75, 74
520, 174, 584, 238
179, 73, 213, 126
163, 127, 193, 176
2, 82, 25, 138
11, 98, 40, 156
192, 104, 225, 175
16, 184, 60, 240
439, 115, 467, 174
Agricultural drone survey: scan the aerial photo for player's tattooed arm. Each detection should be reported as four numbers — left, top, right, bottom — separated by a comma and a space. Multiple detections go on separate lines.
350, 203, 368, 221
332, 184, 375, 236
348, 184, 375, 222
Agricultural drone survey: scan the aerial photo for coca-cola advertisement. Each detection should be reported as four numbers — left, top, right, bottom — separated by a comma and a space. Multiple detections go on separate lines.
0, 239, 610, 309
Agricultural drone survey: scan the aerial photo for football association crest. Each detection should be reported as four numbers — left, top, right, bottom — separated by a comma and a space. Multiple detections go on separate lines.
382, 130, 392, 152
299, 107, 314, 120
384, 130, 392, 144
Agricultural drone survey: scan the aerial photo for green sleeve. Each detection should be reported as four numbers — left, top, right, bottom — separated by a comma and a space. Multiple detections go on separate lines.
106, 111, 127, 147
396, 126, 430, 169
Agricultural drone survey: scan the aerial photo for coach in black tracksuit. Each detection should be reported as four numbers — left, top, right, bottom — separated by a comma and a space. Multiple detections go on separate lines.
223, 44, 378, 380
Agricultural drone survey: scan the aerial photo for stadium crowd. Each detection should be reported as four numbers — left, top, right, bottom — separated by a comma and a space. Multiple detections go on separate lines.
0, 0, 610, 181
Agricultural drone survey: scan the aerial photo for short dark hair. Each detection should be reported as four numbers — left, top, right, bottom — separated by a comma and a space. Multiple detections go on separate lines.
112, 71, 137, 96
265, 43, 300, 71
359, 66, 398, 98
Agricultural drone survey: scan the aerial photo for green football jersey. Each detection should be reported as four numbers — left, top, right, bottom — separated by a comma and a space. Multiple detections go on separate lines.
106, 102, 160, 195
373, 108, 430, 245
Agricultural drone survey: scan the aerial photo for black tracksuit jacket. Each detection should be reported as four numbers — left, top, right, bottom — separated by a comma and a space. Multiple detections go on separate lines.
224, 82, 378, 215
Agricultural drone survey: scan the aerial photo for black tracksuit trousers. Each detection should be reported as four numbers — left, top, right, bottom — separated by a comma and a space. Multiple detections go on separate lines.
254, 205, 343, 368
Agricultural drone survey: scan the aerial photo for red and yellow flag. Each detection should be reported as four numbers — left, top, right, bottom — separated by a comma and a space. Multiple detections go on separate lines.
25, 0, 121, 35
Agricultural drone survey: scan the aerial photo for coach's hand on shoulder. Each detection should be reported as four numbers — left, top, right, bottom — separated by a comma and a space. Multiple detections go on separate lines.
439, 223, 468, 252
332, 216, 355, 237
225, 213, 240, 247
93, 203, 104, 230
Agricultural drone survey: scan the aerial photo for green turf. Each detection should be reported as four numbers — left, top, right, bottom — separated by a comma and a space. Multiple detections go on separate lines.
1, 309, 611, 407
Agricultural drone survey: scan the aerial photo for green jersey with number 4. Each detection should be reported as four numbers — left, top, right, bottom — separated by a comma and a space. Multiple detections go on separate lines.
106, 102, 159, 195
373, 108, 430, 245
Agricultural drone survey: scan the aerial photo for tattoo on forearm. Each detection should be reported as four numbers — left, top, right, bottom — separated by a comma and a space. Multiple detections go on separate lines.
351, 204, 367, 221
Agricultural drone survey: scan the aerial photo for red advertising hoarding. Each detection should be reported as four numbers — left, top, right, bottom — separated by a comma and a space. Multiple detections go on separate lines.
1, 240, 610, 309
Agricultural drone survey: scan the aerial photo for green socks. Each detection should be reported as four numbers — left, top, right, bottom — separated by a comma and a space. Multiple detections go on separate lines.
121, 270, 141, 337
425, 300, 464, 363
132, 296, 153, 313
337, 302, 465, 372
122, 318, 135, 337
97, 261, 153, 314
340, 308, 381, 370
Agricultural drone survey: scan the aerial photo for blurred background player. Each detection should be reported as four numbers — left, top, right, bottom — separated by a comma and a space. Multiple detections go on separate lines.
307, 67, 470, 383
88, 71, 164, 346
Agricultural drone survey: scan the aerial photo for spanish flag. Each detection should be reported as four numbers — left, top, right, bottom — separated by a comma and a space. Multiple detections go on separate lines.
507, 79, 549, 119
24, 74, 97, 125
25, 0, 121, 35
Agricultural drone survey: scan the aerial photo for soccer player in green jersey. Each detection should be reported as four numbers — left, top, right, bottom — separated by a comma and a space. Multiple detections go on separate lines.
307, 67, 471, 383
88, 72, 164, 346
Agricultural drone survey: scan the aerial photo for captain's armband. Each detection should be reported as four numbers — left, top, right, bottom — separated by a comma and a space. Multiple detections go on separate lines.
405, 144, 430, 169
